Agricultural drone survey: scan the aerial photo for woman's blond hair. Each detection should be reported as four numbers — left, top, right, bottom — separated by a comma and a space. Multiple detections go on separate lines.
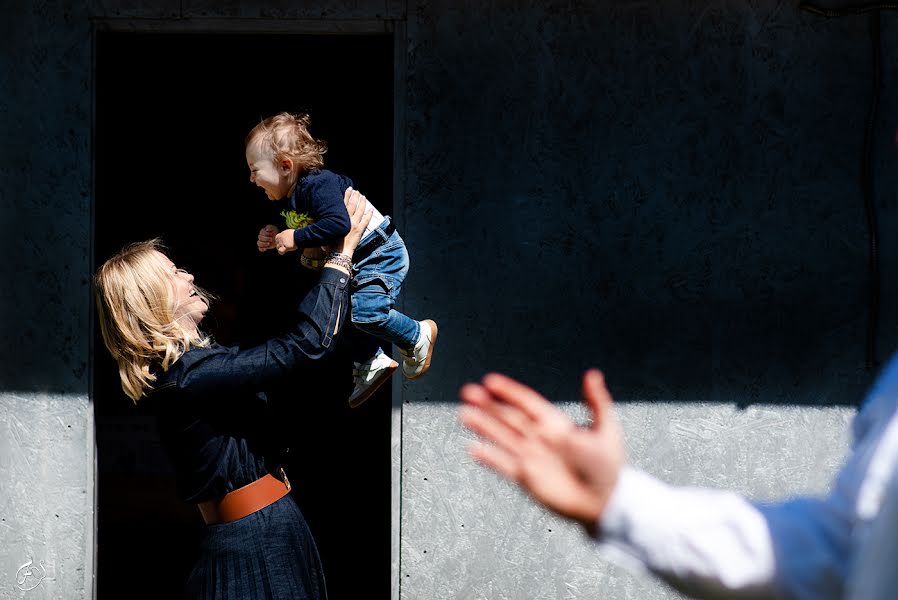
94, 239, 211, 403
245, 112, 327, 177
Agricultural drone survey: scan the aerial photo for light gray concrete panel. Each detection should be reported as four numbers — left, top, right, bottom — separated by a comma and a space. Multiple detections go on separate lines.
0, 393, 94, 600
402, 402, 853, 599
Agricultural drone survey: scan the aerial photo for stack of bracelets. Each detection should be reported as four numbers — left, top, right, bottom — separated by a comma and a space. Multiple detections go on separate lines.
324, 252, 354, 272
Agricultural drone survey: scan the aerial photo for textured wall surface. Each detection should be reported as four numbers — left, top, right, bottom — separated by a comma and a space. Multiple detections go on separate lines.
402, 0, 897, 403
2, 1, 897, 599
0, 396, 94, 599
0, 1, 95, 598
403, 402, 853, 599
399, 1, 897, 599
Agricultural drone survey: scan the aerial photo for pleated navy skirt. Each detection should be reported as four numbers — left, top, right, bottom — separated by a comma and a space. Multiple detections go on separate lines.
184, 494, 328, 599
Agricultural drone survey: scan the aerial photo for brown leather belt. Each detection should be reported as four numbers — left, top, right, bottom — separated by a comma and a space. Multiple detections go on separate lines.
198, 467, 292, 525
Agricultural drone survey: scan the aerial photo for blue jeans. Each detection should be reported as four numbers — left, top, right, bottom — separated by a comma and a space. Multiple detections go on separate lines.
346, 217, 421, 363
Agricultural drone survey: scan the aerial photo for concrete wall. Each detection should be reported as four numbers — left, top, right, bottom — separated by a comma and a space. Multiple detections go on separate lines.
2, 1, 896, 598
399, 2, 896, 598
1, 1, 95, 597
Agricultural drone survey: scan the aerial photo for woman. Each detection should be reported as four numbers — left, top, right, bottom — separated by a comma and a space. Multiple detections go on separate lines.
94, 189, 371, 599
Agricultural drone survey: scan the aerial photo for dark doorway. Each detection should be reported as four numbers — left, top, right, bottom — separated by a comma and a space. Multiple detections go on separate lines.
94, 32, 393, 599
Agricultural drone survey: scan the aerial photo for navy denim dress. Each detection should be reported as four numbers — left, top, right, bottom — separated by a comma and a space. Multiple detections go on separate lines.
145, 268, 350, 599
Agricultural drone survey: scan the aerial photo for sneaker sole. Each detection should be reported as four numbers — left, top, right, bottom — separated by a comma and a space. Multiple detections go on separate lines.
349, 360, 398, 408
405, 320, 438, 381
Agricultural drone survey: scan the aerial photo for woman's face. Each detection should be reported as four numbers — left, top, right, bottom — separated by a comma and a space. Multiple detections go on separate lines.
156, 251, 208, 330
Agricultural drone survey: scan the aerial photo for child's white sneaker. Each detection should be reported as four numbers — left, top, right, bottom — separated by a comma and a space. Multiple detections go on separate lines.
349, 351, 398, 408
400, 320, 438, 380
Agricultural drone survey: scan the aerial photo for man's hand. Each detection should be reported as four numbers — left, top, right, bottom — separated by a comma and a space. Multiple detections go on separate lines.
459, 369, 625, 530
257, 225, 280, 252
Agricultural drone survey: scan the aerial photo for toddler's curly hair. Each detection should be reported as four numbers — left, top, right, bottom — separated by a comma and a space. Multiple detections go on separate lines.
245, 112, 327, 174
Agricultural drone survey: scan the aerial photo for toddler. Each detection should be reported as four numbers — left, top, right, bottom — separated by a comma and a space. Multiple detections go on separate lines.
246, 112, 437, 407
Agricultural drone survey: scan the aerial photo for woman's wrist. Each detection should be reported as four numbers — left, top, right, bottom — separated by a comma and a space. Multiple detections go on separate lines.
323, 252, 353, 275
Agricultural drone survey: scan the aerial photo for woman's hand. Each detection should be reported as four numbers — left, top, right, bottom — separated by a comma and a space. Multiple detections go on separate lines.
328, 187, 372, 258
459, 369, 625, 531
257, 224, 280, 252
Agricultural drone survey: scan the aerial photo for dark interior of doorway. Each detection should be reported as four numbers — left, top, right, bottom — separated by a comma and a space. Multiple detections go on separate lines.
95, 32, 393, 599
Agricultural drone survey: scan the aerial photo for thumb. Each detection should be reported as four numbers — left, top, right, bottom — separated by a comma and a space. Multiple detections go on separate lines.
582, 369, 613, 431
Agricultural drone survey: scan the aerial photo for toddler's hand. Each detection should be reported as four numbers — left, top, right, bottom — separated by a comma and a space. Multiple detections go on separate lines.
275, 229, 298, 255
257, 225, 280, 252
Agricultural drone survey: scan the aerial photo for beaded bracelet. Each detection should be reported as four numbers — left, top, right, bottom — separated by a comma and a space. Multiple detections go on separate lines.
324, 252, 354, 273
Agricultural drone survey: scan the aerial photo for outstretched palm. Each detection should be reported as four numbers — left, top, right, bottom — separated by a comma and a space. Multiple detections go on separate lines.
459, 369, 625, 528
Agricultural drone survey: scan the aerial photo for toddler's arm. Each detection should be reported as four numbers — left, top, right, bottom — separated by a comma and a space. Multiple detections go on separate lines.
292, 175, 352, 249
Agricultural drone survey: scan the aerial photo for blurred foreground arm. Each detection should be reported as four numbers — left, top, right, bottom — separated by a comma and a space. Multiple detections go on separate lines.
459, 370, 788, 599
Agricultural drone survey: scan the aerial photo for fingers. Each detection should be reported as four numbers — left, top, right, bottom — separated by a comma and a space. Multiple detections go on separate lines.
344, 187, 373, 221
467, 441, 521, 483
481, 373, 558, 423
459, 387, 526, 483
461, 381, 535, 439
272, 230, 296, 255
459, 402, 523, 456
581, 369, 614, 431
258, 225, 278, 252
359, 205, 373, 228
344, 187, 364, 214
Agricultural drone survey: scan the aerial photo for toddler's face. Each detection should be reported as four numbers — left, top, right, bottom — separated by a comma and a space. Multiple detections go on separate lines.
246, 139, 292, 201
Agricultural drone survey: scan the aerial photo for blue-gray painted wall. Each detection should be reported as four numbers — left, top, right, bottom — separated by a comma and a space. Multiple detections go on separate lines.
1, 1, 895, 598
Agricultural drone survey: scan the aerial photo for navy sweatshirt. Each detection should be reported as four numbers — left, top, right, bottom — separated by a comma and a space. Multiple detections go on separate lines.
272, 169, 353, 249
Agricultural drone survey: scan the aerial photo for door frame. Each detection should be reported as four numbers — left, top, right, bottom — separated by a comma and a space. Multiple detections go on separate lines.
90, 15, 407, 600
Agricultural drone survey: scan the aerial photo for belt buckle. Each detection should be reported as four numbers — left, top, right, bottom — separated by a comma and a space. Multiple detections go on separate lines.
276, 466, 292, 492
